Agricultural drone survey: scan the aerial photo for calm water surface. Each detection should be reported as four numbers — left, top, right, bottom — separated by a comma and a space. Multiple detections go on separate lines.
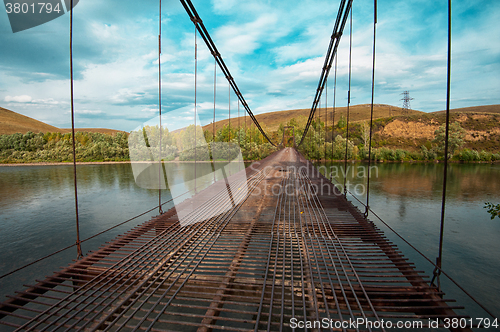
317, 161, 500, 320
0, 164, 170, 302
0, 162, 499, 321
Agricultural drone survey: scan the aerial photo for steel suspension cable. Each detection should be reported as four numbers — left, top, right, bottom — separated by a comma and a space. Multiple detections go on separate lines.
244, 98, 247, 144
432, 0, 453, 292
238, 99, 240, 147
24, 159, 271, 330
238, 99, 241, 170
19, 168, 267, 331
0, 243, 75, 281
194, 24, 198, 193
179, 0, 275, 146
343, 7, 353, 197
212, 58, 216, 181
158, 0, 163, 215
213, 58, 216, 142
315, 93, 318, 161
331, 54, 337, 164
329, 174, 497, 320
69, 0, 82, 260
324, 78, 327, 161
364, 0, 377, 218
228, 83, 231, 142
298, 0, 353, 146
0, 188, 192, 281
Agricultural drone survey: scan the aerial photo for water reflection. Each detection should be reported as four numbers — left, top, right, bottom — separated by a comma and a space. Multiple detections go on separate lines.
319, 161, 500, 201
0, 161, 249, 300
316, 161, 500, 318
0, 163, 166, 301
1, 162, 499, 318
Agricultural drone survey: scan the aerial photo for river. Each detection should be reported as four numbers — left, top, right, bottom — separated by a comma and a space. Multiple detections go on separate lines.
0, 161, 499, 322
315, 161, 500, 321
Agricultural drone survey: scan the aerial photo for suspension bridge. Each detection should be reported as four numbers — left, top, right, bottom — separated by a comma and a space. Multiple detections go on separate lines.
0, 0, 496, 331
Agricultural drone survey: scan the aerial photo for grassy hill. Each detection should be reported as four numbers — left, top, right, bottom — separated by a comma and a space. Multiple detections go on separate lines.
202, 103, 500, 153
432, 104, 500, 115
1, 104, 499, 163
203, 104, 500, 134
0, 107, 125, 135
3, 103, 499, 154
0, 107, 61, 135
203, 104, 422, 133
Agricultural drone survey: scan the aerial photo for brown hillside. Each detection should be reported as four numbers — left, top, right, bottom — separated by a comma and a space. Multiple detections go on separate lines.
0, 107, 125, 135
375, 109, 500, 152
203, 104, 422, 133
201, 103, 500, 153
0, 107, 60, 135
431, 104, 500, 115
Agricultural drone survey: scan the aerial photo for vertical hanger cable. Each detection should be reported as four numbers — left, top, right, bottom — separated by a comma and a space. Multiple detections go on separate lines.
194, 25, 198, 192
343, 7, 353, 196
331, 54, 337, 166
69, 0, 83, 259
432, 0, 453, 292
364, 0, 377, 218
158, 0, 163, 214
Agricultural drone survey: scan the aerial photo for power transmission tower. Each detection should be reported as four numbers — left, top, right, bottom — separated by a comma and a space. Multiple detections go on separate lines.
400, 91, 414, 114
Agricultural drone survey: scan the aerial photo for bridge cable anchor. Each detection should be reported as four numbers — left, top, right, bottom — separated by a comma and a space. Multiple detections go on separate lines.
75, 240, 83, 260
430, 257, 442, 294
190, 17, 202, 24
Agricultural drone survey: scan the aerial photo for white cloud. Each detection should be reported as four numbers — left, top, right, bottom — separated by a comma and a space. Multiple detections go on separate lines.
141, 107, 158, 113
90, 23, 121, 42
215, 14, 279, 55
211, 0, 237, 13
1, 0, 498, 130
64, 109, 104, 115
5, 95, 32, 103
77, 110, 104, 115
31, 98, 62, 105
198, 102, 215, 110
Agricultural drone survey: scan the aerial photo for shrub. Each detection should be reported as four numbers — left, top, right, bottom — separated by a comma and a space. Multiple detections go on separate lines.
457, 149, 480, 162
433, 122, 466, 158
479, 150, 492, 162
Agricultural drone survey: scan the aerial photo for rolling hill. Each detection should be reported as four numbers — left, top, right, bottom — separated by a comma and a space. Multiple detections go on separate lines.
0, 107, 61, 135
201, 103, 500, 153
203, 104, 423, 133
0, 107, 125, 135
433, 104, 500, 115
203, 104, 500, 134
3, 103, 499, 153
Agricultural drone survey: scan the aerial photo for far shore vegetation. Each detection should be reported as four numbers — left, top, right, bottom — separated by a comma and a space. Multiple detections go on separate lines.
484, 202, 500, 220
0, 115, 499, 164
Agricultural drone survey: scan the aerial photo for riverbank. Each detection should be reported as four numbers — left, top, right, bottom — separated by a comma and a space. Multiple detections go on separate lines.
0, 161, 131, 167
2, 158, 499, 167
0, 160, 261, 166
311, 158, 500, 164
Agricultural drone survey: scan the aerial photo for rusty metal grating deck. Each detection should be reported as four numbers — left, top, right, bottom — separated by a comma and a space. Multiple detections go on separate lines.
0, 149, 469, 331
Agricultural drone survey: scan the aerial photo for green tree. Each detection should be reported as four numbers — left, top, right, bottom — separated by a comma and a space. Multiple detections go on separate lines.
336, 115, 347, 130
204, 130, 213, 142
287, 118, 299, 127
360, 121, 370, 148
433, 121, 466, 158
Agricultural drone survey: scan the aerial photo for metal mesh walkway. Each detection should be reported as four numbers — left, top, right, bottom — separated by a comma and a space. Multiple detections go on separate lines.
0, 148, 470, 331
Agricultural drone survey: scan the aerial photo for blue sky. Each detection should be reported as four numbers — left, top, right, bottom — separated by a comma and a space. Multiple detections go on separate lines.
0, 0, 499, 131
